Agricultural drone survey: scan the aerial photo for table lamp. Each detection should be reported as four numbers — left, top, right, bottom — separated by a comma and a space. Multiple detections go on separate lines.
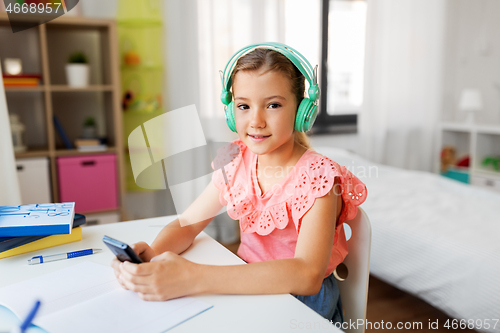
458, 89, 483, 124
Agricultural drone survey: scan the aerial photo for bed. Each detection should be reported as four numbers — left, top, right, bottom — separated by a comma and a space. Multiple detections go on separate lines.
316, 146, 500, 333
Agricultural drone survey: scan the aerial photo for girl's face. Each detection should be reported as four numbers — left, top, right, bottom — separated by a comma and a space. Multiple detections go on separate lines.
232, 69, 298, 156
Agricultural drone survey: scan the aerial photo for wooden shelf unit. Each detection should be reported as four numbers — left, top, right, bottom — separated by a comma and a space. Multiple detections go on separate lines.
1, 12, 126, 219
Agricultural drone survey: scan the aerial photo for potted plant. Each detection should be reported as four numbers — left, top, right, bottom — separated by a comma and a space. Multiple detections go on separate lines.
82, 116, 97, 138
66, 51, 89, 87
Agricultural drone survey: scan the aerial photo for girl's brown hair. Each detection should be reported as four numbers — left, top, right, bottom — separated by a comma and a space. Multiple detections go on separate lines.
231, 48, 312, 149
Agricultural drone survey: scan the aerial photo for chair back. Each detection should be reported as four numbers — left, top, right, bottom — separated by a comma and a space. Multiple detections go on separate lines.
335, 207, 371, 333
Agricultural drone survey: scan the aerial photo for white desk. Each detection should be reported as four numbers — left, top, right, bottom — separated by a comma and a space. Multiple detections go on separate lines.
0, 216, 341, 332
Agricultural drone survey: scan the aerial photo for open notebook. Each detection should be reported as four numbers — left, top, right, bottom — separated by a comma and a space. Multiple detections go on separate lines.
0, 262, 212, 333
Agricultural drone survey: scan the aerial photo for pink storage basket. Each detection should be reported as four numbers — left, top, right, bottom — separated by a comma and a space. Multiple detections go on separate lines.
57, 154, 118, 213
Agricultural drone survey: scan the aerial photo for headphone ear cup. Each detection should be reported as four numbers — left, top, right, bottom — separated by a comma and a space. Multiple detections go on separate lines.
224, 102, 237, 132
303, 102, 318, 132
295, 98, 317, 132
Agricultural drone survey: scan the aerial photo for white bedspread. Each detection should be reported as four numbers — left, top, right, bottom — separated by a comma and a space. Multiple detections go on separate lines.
317, 146, 500, 333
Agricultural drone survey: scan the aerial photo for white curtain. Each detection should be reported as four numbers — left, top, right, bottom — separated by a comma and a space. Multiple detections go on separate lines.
0, 65, 22, 205
359, 0, 447, 172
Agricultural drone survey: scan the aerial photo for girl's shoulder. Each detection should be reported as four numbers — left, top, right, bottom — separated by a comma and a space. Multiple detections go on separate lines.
277, 149, 367, 232
294, 149, 367, 222
295, 149, 347, 188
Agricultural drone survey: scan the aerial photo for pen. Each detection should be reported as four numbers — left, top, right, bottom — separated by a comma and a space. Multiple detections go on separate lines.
27, 249, 102, 265
19, 300, 41, 333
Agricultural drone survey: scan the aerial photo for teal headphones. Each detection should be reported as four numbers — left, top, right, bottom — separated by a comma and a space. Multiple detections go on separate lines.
220, 42, 320, 133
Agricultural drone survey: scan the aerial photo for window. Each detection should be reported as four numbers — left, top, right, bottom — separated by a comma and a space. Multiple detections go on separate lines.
315, 0, 367, 134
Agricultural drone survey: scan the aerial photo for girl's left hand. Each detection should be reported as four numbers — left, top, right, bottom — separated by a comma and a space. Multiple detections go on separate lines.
117, 251, 200, 301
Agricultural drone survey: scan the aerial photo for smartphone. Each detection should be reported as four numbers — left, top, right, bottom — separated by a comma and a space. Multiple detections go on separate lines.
102, 235, 143, 264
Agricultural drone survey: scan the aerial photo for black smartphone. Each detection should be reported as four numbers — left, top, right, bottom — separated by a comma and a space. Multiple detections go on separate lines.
102, 235, 143, 264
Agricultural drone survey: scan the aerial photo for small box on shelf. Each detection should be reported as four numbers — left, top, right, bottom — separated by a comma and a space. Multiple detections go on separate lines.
57, 154, 118, 213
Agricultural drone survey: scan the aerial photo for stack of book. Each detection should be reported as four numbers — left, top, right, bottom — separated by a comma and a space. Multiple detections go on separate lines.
0, 203, 85, 259
2, 74, 41, 87
75, 138, 108, 152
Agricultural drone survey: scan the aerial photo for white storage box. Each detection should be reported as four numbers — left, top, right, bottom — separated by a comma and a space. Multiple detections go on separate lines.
83, 211, 121, 226
16, 157, 52, 204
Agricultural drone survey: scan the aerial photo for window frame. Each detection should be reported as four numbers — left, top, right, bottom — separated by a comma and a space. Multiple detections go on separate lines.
312, 0, 359, 135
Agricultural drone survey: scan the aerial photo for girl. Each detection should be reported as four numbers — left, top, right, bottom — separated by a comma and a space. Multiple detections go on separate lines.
112, 43, 367, 324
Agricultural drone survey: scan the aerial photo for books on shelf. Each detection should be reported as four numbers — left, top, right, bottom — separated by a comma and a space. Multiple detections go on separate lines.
53, 116, 74, 149
0, 202, 75, 237
2, 74, 41, 87
77, 144, 108, 152
75, 138, 101, 146
75, 138, 108, 152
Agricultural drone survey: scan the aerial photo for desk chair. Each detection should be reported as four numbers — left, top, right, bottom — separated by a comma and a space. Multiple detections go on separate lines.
334, 207, 371, 333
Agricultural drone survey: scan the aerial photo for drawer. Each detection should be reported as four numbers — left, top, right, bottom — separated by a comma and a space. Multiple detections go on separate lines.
57, 154, 118, 213
470, 175, 500, 192
16, 157, 52, 204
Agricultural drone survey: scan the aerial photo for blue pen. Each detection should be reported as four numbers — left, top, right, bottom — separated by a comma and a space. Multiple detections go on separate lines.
27, 249, 102, 265
19, 300, 41, 333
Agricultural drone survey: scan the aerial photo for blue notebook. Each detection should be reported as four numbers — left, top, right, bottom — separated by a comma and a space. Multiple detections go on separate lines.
0, 203, 75, 237
0, 213, 85, 253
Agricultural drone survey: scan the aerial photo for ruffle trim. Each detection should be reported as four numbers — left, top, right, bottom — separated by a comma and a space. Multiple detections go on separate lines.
221, 154, 367, 236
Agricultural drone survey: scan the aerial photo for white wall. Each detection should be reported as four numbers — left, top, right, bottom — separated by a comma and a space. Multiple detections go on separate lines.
442, 0, 500, 125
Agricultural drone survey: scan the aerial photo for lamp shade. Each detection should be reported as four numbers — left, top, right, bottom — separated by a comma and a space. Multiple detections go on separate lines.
458, 89, 483, 111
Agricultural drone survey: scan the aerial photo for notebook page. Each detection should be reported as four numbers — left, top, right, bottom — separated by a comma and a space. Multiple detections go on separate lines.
0, 262, 212, 333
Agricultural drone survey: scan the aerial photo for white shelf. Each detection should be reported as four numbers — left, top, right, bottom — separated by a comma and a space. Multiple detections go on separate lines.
439, 121, 500, 193
476, 125, 500, 135
441, 122, 500, 135
472, 169, 500, 179
441, 122, 473, 132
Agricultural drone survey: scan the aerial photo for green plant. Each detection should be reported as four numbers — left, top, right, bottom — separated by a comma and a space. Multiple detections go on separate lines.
84, 116, 96, 127
68, 51, 88, 64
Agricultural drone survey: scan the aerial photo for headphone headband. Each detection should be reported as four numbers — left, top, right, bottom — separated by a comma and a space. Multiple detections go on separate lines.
221, 42, 318, 102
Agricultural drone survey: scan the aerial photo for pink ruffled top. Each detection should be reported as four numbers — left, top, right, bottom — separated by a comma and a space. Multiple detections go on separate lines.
212, 140, 367, 278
